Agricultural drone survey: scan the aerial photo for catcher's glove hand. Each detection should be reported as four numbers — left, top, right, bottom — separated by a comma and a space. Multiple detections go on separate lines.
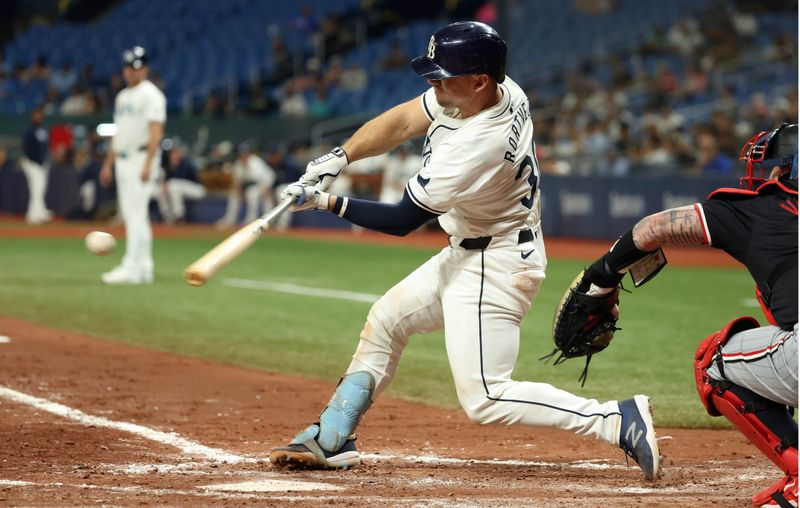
543, 269, 620, 386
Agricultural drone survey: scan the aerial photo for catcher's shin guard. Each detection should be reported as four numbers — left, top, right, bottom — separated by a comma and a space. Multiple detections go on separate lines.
694, 316, 760, 416
318, 371, 375, 452
695, 317, 798, 479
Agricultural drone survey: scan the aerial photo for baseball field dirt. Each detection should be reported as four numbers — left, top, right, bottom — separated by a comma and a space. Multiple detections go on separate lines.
0, 222, 768, 506
0, 314, 776, 507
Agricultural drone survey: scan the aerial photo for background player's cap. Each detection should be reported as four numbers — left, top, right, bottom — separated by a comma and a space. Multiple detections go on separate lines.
410, 21, 507, 83
122, 46, 148, 69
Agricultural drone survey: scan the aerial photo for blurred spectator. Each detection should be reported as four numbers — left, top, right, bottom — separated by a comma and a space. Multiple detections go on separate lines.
59, 85, 95, 116
667, 18, 704, 57
696, 130, 734, 175
765, 33, 797, 63
378, 41, 408, 70
290, 4, 318, 33
640, 27, 668, 56
323, 56, 344, 88
340, 62, 368, 92
215, 143, 277, 227
20, 106, 53, 224
730, 7, 758, 42
681, 62, 709, 101
709, 110, 737, 155
740, 92, 775, 133
639, 131, 675, 171
379, 144, 422, 203
318, 12, 350, 56
309, 85, 332, 118
580, 120, 612, 173
279, 82, 309, 118
42, 85, 60, 116
203, 89, 234, 118
246, 85, 275, 116
599, 148, 631, 177
23, 56, 50, 81
474, 0, 499, 25
269, 37, 293, 83
50, 63, 77, 97
154, 145, 206, 223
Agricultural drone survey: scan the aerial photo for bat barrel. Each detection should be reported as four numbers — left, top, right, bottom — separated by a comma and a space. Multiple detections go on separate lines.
182, 198, 294, 287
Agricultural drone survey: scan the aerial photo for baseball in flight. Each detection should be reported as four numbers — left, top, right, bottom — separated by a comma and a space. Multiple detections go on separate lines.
85, 231, 116, 256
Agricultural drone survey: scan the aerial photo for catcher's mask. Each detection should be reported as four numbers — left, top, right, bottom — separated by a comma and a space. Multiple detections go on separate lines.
738, 123, 798, 190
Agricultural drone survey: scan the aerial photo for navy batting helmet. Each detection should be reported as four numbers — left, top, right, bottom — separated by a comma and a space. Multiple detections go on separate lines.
411, 21, 507, 83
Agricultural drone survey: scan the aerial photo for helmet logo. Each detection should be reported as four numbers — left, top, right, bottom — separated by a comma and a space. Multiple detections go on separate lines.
427, 36, 436, 59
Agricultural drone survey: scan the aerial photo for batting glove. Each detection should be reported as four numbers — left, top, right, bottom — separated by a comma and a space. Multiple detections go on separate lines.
301, 146, 349, 192
281, 182, 331, 211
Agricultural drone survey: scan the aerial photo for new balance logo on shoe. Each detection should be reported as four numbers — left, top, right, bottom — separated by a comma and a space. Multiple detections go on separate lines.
625, 422, 643, 448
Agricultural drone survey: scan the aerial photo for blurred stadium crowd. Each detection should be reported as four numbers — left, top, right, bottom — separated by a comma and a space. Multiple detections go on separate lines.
0, 0, 796, 224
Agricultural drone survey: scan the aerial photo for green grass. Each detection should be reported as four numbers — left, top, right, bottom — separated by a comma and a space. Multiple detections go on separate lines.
0, 235, 754, 428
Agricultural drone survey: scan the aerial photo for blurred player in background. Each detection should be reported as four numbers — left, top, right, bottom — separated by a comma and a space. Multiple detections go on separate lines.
379, 143, 422, 204
269, 21, 661, 481
154, 143, 205, 223
215, 142, 276, 228
99, 46, 166, 284
573, 124, 797, 507
19, 105, 53, 224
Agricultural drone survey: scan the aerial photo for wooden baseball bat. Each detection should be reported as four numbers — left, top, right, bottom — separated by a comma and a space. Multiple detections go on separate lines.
183, 198, 294, 286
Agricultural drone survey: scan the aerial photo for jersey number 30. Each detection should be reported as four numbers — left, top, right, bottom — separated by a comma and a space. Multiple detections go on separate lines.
515, 155, 538, 210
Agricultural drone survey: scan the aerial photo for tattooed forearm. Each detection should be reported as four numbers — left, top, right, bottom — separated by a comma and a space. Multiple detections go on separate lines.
632, 205, 707, 250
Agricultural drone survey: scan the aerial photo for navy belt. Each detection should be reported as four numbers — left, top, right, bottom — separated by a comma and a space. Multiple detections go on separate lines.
117, 145, 148, 159
459, 228, 534, 250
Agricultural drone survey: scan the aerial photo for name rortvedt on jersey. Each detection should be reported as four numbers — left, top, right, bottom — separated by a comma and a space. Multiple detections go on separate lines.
504, 100, 531, 164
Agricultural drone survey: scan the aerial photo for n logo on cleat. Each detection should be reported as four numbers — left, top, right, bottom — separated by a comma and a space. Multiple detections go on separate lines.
625, 423, 643, 448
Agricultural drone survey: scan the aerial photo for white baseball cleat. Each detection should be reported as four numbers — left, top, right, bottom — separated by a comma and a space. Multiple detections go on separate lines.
101, 266, 152, 285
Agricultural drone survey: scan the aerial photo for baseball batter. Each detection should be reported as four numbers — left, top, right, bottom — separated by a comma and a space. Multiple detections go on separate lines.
269, 22, 660, 480
575, 124, 798, 507
100, 46, 165, 284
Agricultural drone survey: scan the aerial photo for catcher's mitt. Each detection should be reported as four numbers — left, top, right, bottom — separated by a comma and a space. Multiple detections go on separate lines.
543, 269, 620, 386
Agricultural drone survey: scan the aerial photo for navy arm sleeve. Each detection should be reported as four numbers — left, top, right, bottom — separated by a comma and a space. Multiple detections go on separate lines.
334, 190, 439, 236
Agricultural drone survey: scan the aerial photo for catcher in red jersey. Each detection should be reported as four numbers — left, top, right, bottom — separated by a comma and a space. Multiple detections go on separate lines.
560, 123, 797, 508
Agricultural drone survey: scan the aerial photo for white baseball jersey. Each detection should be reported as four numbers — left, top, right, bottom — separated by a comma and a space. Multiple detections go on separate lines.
112, 80, 166, 153
406, 77, 540, 238
234, 154, 276, 187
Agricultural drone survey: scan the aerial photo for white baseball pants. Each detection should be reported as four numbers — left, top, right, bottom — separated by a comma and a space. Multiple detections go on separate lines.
346, 226, 622, 445
19, 157, 51, 223
115, 152, 157, 274
155, 179, 206, 221
219, 183, 272, 224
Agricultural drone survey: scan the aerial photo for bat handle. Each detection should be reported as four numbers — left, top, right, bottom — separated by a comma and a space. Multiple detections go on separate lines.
257, 197, 294, 231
